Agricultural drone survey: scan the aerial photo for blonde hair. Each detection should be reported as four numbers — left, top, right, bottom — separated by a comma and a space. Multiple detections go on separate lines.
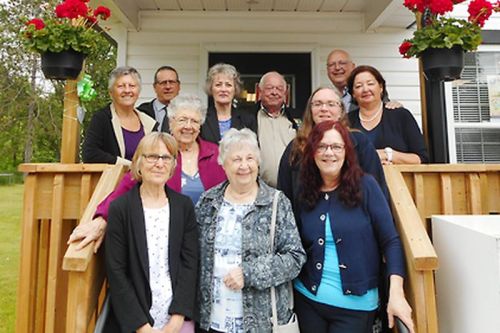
204, 63, 242, 96
131, 132, 178, 181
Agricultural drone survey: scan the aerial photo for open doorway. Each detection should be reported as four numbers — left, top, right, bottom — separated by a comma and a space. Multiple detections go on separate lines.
208, 52, 312, 119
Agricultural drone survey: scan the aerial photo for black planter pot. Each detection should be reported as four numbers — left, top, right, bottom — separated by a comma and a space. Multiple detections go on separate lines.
41, 50, 85, 80
421, 46, 464, 81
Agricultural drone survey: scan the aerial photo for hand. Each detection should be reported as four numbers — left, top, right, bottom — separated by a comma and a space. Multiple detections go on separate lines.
223, 267, 244, 291
162, 314, 184, 333
385, 101, 403, 109
387, 276, 415, 333
67, 216, 107, 253
136, 323, 163, 333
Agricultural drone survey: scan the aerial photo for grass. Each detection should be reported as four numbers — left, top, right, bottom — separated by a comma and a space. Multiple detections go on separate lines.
0, 184, 23, 333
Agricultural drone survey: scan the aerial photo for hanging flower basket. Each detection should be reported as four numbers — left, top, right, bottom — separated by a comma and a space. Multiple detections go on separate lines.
41, 49, 85, 80
421, 46, 464, 81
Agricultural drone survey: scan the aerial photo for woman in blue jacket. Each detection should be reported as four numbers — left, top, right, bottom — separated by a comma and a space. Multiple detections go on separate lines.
294, 120, 414, 333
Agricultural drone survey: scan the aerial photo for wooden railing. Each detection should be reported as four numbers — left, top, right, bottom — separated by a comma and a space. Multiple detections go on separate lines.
384, 164, 500, 333
16, 163, 125, 333
17, 163, 500, 332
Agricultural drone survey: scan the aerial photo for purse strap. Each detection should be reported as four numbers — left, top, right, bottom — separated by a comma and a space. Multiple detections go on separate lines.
270, 191, 294, 328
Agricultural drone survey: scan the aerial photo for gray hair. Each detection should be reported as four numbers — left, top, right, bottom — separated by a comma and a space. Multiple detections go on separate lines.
218, 128, 261, 165
108, 66, 142, 91
204, 63, 242, 96
167, 93, 207, 124
258, 71, 287, 90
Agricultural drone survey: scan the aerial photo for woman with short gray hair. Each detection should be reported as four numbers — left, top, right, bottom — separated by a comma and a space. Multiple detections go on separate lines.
200, 63, 256, 144
83, 66, 157, 165
195, 128, 306, 332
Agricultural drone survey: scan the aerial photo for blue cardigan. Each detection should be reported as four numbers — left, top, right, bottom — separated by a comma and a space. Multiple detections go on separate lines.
297, 175, 405, 296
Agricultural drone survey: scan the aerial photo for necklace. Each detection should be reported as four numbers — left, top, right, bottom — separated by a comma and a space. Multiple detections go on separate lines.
359, 104, 382, 122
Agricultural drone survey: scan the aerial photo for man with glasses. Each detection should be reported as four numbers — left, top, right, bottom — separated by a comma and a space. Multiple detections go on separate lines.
326, 49, 358, 112
326, 49, 401, 113
254, 71, 299, 187
137, 66, 181, 132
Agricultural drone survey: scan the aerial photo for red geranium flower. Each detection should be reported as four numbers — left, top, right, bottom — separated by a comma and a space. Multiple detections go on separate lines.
399, 41, 413, 58
55, 0, 89, 19
468, 0, 494, 27
404, 0, 428, 12
26, 18, 45, 30
429, 0, 454, 14
93, 6, 111, 20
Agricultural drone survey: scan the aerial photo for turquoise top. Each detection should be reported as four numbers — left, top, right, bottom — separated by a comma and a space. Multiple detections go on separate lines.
295, 213, 378, 311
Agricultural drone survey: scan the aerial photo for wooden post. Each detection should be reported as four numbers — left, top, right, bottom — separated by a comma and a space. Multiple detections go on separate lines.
60, 80, 80, 163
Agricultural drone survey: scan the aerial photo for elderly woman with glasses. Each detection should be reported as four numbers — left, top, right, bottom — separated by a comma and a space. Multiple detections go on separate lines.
294, 120, 414, 333
69, 94, 226, 252
195, 128, 305, 333
104, 132, 198, 333
201, 63, 256, 143
83, 66, 158, 165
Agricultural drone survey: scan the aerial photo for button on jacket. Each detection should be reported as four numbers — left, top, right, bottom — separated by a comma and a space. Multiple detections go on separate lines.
297, 175, 405, 296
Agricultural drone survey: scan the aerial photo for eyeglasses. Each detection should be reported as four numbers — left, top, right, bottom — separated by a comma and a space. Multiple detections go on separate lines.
326, 60, 352, 69
311, 101, 342, 109
156, 80, 179, 87
175, 117, 201, 127
143, 154, 174, 163
316, 143, 345, 154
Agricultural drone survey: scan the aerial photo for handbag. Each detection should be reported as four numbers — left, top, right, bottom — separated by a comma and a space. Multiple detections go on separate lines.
269, 191, 300, 333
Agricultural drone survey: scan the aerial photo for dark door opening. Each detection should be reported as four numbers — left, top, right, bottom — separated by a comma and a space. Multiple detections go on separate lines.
208, 52, 311, 119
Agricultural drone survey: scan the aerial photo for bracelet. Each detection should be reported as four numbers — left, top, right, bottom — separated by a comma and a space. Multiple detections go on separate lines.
384, 147, 393, 163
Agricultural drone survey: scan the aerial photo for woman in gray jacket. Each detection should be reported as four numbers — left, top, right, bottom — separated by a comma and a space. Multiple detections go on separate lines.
195, 128, 306, 333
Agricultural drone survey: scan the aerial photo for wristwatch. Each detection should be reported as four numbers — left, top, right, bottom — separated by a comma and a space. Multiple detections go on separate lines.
384, 147, 393, 163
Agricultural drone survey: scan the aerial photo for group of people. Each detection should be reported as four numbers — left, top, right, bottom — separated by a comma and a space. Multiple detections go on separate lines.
69, 48, 427, 333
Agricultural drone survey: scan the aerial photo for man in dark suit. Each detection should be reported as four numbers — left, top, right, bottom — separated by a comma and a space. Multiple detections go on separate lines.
137, 66, 181, 133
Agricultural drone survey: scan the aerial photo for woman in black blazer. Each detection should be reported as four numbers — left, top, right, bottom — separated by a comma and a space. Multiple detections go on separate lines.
105, 132, 198, 333
200, 63, 256, 143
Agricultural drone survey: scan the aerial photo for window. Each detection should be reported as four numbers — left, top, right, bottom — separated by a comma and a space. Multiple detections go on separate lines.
446, 50, 500, 162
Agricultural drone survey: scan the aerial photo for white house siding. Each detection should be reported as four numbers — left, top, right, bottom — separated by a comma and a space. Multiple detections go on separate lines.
108, 11, 422, 126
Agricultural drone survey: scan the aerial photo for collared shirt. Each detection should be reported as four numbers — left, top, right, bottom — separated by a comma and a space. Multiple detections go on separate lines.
153, 99, 167, 130
342, 87, 354, 113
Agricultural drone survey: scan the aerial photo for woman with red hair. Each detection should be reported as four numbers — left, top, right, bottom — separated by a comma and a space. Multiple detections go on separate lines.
294, 120, 414, 333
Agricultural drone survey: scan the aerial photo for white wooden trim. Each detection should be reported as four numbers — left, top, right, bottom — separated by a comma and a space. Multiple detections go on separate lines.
445, 81, 457, 163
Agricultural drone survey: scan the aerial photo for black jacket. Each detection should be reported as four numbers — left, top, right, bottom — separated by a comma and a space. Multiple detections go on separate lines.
348, 106, 429, 163
137, 99, 170, 133
82, 104, 158, 164
200, 106, 257, 144
105, 184, 199, 332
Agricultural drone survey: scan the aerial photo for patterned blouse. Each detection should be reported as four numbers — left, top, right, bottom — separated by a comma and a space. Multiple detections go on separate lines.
210, 200, 252, 333
144, 204, 173, 329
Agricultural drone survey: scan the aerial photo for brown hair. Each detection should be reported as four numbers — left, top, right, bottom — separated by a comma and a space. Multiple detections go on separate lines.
346, 65, 388, 101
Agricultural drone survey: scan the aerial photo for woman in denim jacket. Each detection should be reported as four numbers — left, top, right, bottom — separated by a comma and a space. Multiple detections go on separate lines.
195, 128, 306, 333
